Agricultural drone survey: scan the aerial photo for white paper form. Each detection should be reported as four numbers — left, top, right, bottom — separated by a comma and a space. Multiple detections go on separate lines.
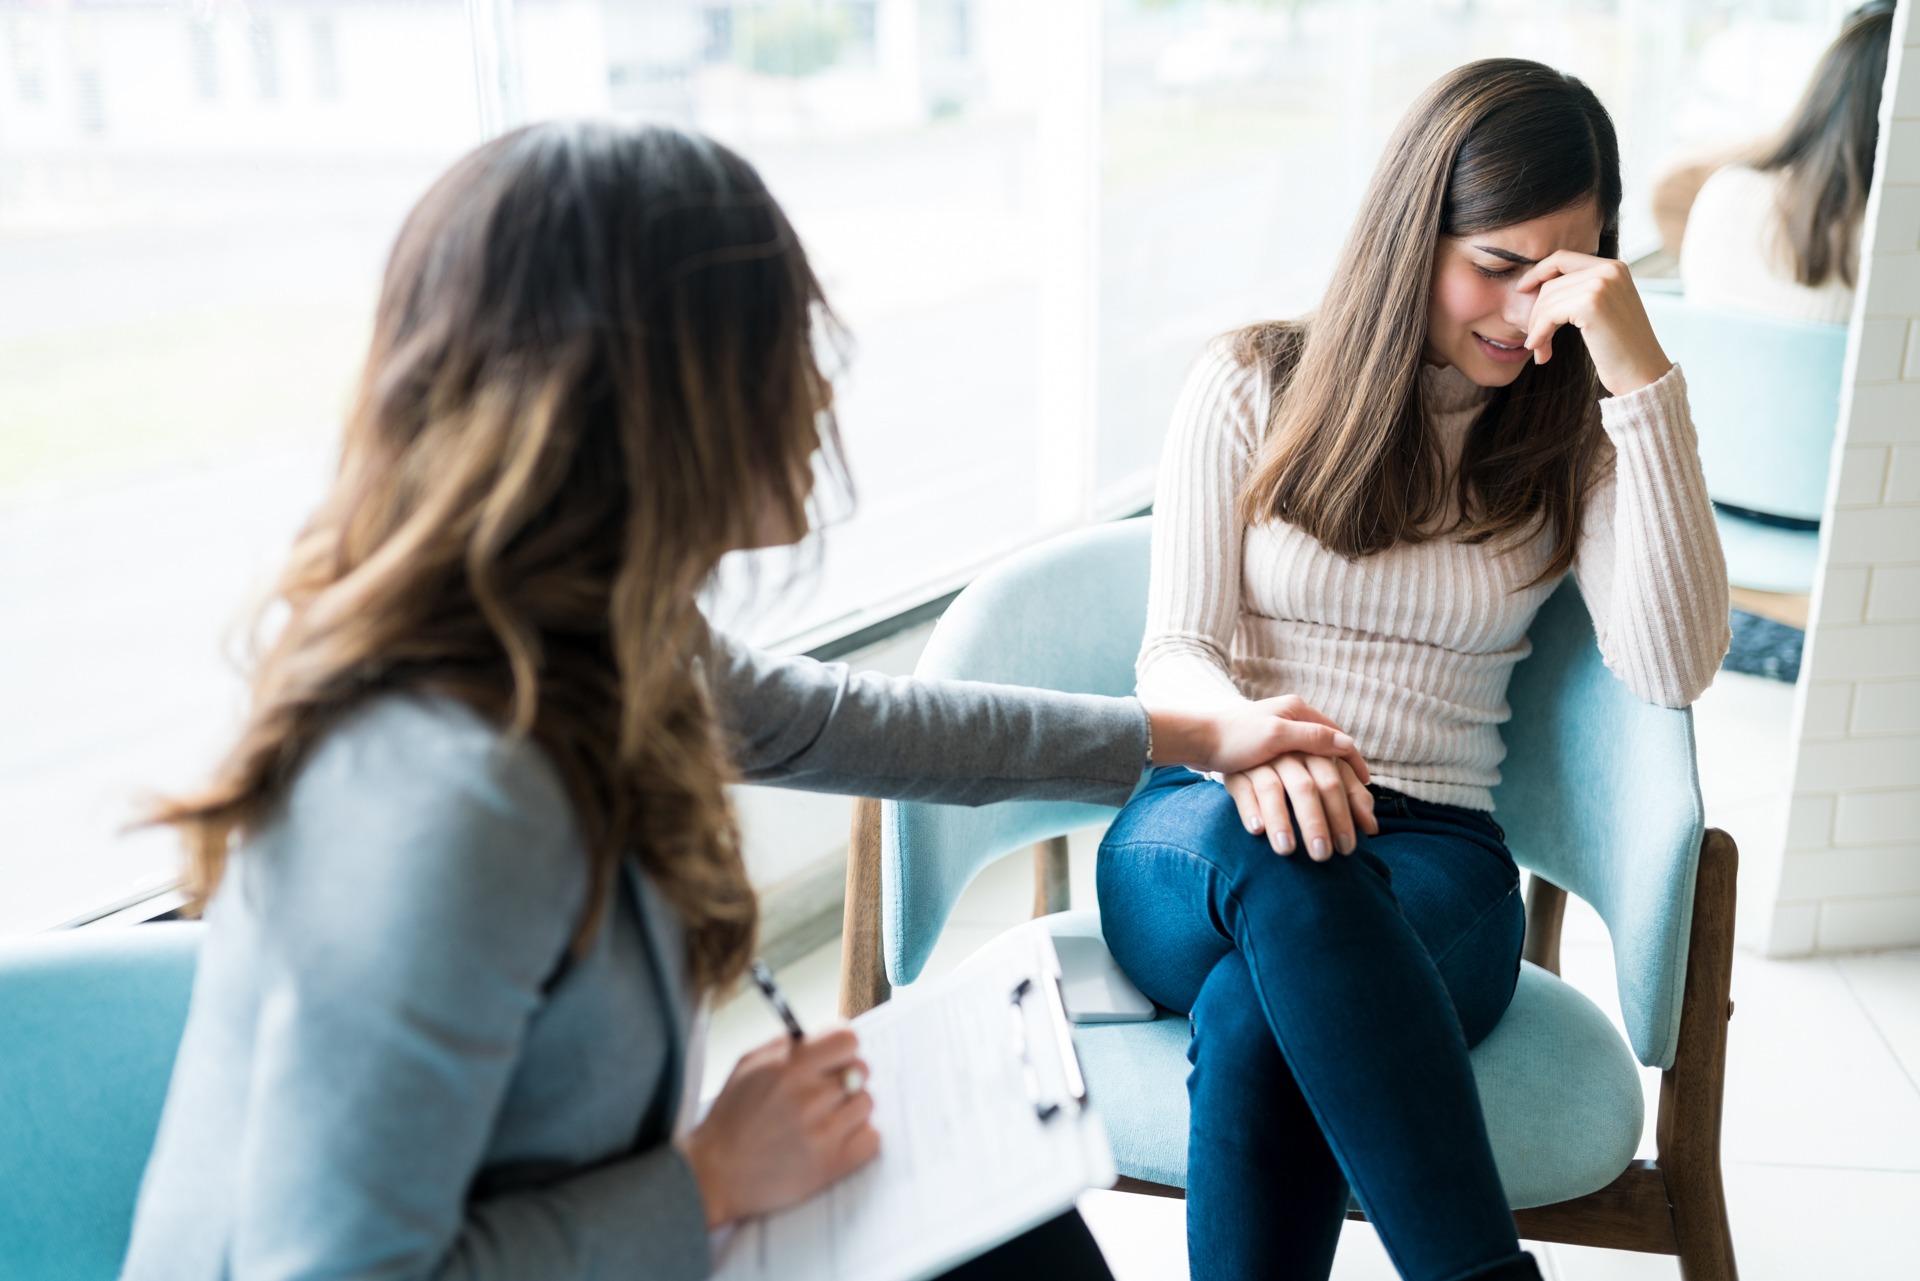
712, 933, 1116, 1281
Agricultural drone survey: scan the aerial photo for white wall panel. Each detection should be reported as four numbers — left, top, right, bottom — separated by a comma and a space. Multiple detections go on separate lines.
1773, 0, 1920, 954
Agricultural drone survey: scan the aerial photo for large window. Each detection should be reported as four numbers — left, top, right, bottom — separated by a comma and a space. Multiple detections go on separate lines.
3, 0, 481, 931
0, 0, 1849, 931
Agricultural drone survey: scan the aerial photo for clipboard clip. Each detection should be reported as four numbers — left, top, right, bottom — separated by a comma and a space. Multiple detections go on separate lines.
1010, 975, 1090, 1123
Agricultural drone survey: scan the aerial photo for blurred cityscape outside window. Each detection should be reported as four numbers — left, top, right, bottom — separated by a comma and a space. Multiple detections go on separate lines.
9, 13, 46, 103
249, 17, 279, 102
0, 0, 1854, 931
188, 16, 218, 101
309, 15, 341, 102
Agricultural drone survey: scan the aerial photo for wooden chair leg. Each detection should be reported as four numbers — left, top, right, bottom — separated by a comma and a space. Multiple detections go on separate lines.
840, 810, 1073, 1016
1112, 1174, 1185, 1200
839, 798, 891, 1019
1032, 835, 1071, 917
1523, 874, 1568, 976
1659, 828, 1740, 1281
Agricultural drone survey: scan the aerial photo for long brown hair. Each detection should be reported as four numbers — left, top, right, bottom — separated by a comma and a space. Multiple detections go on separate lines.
1236, 59, 1618, 582
1753, 1, 1894, 289
153, 122, 846, 991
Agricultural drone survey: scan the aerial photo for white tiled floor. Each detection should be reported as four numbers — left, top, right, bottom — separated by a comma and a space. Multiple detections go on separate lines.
707, 671, 1920, 1280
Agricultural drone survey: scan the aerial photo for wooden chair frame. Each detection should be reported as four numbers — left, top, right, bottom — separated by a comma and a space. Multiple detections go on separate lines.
839, 800, 1740, 1281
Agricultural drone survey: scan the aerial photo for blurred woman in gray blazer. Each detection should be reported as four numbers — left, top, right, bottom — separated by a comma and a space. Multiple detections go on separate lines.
122, 122, 1364, 1280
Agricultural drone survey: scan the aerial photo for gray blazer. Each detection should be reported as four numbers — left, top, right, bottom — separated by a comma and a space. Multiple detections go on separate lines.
121, 630, 1147, 1281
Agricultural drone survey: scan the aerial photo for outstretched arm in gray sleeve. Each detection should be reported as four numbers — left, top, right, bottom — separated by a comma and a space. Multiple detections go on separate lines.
704, 628, 1149, 808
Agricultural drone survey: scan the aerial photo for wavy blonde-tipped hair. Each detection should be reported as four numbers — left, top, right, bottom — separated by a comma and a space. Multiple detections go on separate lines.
153, 122, 847, 992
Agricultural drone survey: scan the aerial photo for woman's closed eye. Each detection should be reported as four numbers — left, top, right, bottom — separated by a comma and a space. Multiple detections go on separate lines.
1473, 263, 1520, 280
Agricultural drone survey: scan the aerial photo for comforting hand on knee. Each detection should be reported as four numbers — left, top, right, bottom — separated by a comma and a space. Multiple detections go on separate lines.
1145, 694, 1373, 781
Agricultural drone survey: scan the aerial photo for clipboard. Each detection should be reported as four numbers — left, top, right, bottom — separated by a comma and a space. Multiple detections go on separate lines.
710, 930, 1115, 1281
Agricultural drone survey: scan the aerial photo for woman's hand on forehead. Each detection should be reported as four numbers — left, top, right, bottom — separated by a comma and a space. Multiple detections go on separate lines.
1513, 251, 1672, 397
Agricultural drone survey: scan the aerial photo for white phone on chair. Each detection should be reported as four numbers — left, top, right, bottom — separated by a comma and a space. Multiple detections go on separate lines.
1052, 934, 1156, 1023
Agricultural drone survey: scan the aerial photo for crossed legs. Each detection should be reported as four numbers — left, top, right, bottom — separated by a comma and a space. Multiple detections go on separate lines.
1097, 768, 1536, 1281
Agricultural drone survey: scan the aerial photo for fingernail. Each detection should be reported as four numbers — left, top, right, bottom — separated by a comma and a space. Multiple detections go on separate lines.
1244, 817, 1260, 834
1339, 835, 1355, 854
1311, 838, 1330, 860
1273, 834, 1291, 854
1333, 733, 1354, 750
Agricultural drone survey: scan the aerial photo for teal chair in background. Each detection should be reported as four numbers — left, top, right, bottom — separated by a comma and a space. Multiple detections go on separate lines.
840, 517, 1741, 1279
1640, 283, 1848, 595
0, 923, 202, 1279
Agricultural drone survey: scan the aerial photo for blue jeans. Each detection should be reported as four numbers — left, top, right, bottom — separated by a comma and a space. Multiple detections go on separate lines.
1097, 767, 1539, 1281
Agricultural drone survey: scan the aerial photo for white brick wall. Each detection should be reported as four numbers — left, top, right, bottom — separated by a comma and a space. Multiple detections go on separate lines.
1770, 0, 1920, 956
1867, 562, 1920, 617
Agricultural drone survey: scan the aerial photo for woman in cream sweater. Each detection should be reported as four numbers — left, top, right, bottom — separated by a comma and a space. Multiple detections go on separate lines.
1097, 61, 1730, 1281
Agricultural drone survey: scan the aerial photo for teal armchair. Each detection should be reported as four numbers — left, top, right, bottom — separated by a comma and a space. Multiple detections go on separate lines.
840, 517, 1740, 1279
0, 922, 202, 1279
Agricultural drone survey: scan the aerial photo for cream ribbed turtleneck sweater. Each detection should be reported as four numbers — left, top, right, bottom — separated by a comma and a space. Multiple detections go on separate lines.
1137, 343, 1731, 812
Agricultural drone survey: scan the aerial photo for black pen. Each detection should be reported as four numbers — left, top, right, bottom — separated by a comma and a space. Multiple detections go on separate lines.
748, 959, 867, 1093
749, 960, 806, 1041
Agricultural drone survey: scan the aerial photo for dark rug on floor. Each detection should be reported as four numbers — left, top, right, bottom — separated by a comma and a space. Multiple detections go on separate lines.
1723, 608, 1803, 683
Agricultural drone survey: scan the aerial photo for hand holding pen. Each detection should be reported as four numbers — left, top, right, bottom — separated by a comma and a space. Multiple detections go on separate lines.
751, 960, 868, 1095
675, 960, 879, 1230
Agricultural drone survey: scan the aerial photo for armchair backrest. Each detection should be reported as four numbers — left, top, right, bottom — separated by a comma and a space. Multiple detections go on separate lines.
882, 520, 1704, 1070
1639, 290, 1846, 524
0, 922, 203, 1279
882, 519, 1153, 987
1490, 581, 1704, 1070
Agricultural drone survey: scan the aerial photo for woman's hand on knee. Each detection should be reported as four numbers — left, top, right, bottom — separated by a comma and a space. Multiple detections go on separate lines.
678, 1028, 879, 1228
1224, 754, 1377, 860
1149, 695, 1371, 783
